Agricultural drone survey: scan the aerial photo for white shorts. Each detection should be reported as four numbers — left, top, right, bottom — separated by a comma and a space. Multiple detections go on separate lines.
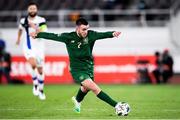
23, 45, 45, 67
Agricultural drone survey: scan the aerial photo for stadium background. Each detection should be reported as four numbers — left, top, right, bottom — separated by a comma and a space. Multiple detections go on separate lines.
0, 0, 180, 119
0, 0, 180, 84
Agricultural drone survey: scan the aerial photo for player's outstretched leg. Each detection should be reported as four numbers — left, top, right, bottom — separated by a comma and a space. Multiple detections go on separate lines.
81, 79, 131, 116
82, 79, 118, 106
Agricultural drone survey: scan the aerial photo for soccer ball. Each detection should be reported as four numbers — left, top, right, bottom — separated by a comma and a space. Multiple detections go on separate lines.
115, 102, 130, 116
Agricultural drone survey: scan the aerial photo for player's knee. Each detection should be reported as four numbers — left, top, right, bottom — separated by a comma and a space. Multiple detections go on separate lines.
31, 64, 36, 69
81, 79, 101, 94
28, 58, 37, 69
89, 84, 101, 95
81, 86, 89, 93
38, 71, 43, 75
37, 68, 43, 75
91, 87, 101, 95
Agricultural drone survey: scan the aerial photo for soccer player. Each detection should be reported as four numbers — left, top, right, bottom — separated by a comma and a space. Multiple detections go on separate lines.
31, 18, 125, 114
16, 2, 47, 100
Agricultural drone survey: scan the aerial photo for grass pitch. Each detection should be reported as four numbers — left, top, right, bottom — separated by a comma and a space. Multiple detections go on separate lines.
0, 84, 180, 119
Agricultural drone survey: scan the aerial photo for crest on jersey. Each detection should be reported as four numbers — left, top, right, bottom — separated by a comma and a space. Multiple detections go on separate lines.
71, 40, 75, 43
83, 37, 88, 44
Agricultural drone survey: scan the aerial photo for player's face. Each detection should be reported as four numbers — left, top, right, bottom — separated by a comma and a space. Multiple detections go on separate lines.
77, 24, 89, 38
28, 5, 38, 17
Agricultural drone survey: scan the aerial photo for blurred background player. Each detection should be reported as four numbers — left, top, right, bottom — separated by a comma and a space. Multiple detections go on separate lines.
15, 2, 47, 100
152, 49, 174, 84
30, 18, 127, 115
161, 49, 174, 83
152, 51, 162, 84
0, 37, 12, 84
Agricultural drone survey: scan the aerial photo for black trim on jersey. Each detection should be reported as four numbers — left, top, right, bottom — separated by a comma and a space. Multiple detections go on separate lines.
22, 17, 29, 28
21, 23, 25, 27
39, 22, 46, 26
23, 16, 31, 49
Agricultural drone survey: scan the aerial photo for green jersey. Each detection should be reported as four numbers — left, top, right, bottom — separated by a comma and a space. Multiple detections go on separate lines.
37, 30, 114, 83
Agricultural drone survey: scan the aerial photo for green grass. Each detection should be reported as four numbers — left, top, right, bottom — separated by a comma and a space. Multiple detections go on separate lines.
0, 84, 180, 119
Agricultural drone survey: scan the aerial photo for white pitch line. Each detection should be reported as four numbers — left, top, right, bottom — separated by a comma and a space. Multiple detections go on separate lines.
0, 108, 34, 111
0, 108, 109, 111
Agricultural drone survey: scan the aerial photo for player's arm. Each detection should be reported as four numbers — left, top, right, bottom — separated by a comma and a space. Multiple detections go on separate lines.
90, 30, 121, 41
16, 29, 23, 45
16, 19, 24, 45
35, 32, 68, 43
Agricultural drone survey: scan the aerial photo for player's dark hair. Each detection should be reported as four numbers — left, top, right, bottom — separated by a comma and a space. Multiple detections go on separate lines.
76, 18, 88, 26
28, 1, 38, 8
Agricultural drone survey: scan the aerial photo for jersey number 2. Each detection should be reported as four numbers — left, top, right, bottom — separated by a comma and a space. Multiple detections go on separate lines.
78, 42, 82, 48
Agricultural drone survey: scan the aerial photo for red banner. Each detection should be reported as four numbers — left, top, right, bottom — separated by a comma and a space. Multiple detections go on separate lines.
8, 56, 156, 84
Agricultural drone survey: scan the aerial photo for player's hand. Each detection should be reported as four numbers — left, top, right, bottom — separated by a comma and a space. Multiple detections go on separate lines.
29, 21, 37, 29
29, 21, 41, 33
30, 32, 37, 39
113, 31, 121, 37
15, 40, 20, 46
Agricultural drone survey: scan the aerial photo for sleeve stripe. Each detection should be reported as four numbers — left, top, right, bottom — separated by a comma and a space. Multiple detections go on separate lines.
39, 22, 46, 26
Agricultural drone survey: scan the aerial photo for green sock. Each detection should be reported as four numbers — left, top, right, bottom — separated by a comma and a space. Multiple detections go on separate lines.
76, 88, 88, 102
97, 91, 118, 107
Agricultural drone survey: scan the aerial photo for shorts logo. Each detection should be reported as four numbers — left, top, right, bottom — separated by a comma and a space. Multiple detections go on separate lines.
79, 75, 84, 80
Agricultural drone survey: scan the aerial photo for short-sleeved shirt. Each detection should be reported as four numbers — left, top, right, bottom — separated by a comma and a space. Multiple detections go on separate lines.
19, 16, 47, 63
